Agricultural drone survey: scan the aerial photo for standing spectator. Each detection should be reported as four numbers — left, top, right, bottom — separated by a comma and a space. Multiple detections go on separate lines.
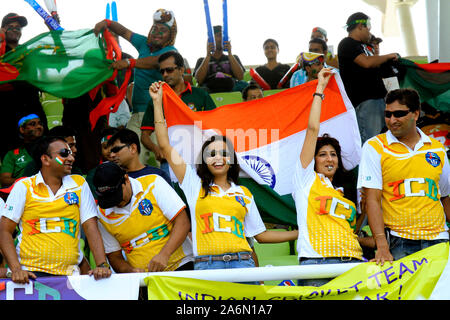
194, 25, 245, 93
0, 114, 44, 187
369, 35, 383, 56
0, 13, 48, 160
254, 39, 291, 89
94, 9, 178, 165
358, 88, 450, 265
291, 38, 333, 87
141, 51, 216, 175
293, 68, 363, 287
0, 136, 111, 283
337, 12, 399, 143
310, 27, 338, 68
93, 161, 193, 273
107, 128, 171, 184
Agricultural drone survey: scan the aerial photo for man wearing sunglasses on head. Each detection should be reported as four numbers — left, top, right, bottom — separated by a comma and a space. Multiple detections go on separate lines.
141, 51, 216, 176
338, 12, 400, 144
0, 136, 112, 283
358, 88, 450, 266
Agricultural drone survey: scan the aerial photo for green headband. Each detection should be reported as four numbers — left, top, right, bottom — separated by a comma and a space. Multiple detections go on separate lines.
347, 19, 371, 27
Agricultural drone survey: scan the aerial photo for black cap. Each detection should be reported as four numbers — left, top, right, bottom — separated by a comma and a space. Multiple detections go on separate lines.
2, 13, 28, 28
93, 162, 126, 209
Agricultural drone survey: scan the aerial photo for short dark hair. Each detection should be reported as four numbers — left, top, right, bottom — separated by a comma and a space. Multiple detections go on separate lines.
385, 88, 421, 112
158, 50, 185, 68
48, 125, 77, 138
196, 135, 240, 198
346, 12, 370, 32
107, 128, 141, 153
32, 136, 67, 168
242, 83, 263, 101
309, 38, 328, 53
263, 38, 279, 49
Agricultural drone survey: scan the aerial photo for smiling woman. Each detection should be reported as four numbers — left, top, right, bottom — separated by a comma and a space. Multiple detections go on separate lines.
148, 81, 298, 279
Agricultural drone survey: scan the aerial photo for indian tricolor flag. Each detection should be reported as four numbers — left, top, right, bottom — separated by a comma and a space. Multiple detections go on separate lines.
162, 72, 361, 225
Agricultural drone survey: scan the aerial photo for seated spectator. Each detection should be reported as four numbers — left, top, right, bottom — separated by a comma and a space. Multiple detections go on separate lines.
194, 25, 245, 93
93, 161, 193, 273
21, 125, 83, 177
0, 114, 44, 187
86, 127, 120, 199
0, 136, 111, 282
254, 39, 291, 89
242, 83, 264, 102
141, 51, 216, 175
0, 13, 49, 160
290, 38, 334, 87
108, 128, 172, 185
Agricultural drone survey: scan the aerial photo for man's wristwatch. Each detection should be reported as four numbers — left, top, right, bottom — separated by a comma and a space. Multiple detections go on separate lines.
313, 92, 325, 100
97, 262, 110, 269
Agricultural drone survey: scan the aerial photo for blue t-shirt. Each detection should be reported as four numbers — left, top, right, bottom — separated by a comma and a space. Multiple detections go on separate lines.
127, 165, 172, 186
130, 33, 177, 113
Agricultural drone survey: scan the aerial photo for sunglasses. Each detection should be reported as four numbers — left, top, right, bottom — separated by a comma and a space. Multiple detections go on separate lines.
159, 67, 178, 75
384, 110, 412, 118
52, 148, 72, 158
206, 149, 231, 158
110, 144, 129, 153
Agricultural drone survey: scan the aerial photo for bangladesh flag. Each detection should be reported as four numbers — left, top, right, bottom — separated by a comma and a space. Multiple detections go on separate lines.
397, 58, 450, 113
0, 29, 129, 128
159, 72, 361, 226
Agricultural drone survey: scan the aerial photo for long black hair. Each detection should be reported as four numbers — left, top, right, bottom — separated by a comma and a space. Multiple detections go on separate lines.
196, 135, 240, 198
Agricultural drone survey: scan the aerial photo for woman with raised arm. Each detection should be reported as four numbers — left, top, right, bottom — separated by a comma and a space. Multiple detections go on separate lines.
149, 81, 298, 278
293, 68, 364, 287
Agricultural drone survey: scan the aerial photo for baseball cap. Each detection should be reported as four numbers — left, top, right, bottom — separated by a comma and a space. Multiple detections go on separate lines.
2, 13, 28, 28
93, 161, 126, 209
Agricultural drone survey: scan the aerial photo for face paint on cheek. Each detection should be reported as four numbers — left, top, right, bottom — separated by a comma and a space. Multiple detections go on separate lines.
55, 156, 65, 165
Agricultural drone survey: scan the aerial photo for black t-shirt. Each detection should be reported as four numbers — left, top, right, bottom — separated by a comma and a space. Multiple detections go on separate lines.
337, 37, 387, 107
255, 64, 291, 89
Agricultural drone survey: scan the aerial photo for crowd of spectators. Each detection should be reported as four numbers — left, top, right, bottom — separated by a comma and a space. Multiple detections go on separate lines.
0, 8, 448, 292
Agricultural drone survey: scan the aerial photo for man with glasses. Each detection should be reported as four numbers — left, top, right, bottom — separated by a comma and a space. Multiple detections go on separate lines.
93, 9, 178, 166
0, 136, 112, 283
0, 13, 48, 160
0, 114, 44, 187
141, 51, 216, 176
357, 88, 450, 265
107, 128, 171, 185
338, 12, 400, 144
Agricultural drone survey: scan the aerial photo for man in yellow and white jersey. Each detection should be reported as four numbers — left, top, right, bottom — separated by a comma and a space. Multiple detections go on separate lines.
358, 88, 450, 265
93, 161, 193, 273
0, 136, 111, 283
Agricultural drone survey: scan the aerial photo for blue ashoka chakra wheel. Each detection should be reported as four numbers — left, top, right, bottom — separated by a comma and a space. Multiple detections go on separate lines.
242, 155, 276, 189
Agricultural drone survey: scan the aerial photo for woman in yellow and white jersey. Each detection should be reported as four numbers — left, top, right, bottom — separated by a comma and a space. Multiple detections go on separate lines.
293, 68, 363, 287
149, 81, 298, 275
